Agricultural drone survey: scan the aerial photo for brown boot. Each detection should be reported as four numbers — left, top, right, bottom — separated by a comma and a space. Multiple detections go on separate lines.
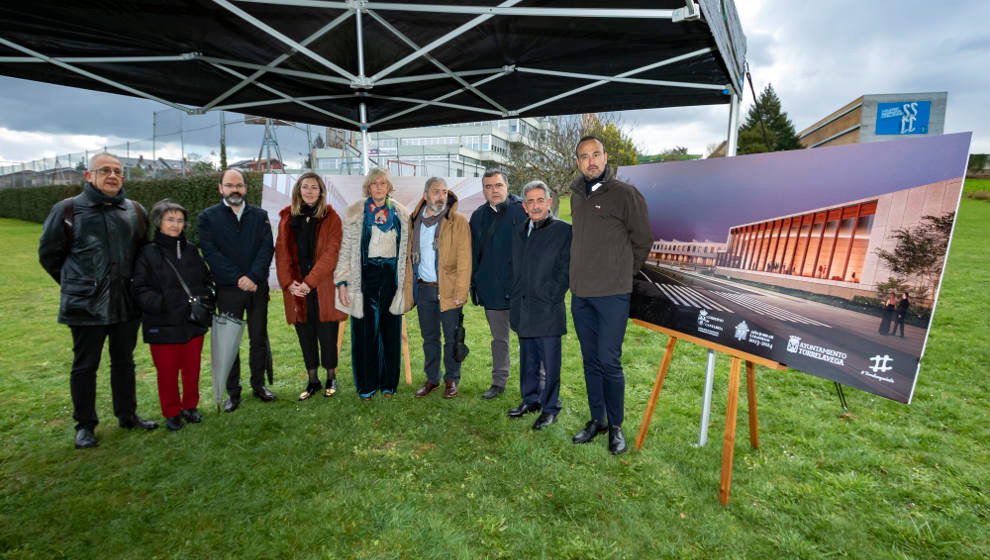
414, 382, 440, 398
443, 380, 458, 399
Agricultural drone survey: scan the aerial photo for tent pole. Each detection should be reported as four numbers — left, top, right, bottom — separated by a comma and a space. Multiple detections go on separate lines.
696, 90, 741, 447
360, 103, 369, 175
726, 91, 740, 157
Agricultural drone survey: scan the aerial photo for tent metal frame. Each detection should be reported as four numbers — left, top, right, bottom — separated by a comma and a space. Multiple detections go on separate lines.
0, 0, 743, 172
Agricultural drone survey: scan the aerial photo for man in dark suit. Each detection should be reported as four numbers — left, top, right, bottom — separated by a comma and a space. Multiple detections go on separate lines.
198, 169, 276, 411
39, 152, 159, 449
507, 181, 571, 431
469, 169, 527, 400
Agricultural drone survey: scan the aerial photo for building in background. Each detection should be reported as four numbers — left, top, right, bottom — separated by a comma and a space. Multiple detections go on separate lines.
650, 239, 725, 267
797, 92, 947, 149
312, 117, 548, 177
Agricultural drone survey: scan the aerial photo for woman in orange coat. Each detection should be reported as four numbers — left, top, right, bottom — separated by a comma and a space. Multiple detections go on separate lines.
275, 173, 347, 400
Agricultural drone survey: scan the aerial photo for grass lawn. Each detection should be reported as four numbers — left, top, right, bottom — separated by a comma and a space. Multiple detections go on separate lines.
1, 196, 988, 558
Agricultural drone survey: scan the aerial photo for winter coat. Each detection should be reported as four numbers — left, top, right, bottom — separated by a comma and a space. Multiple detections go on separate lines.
568, 164, 653, 298
334, 198, 411, 318
510, 215, 572, 338
131, 230, 212, 344
275, 205, 347, 324
38, 183, 147, 326
197, 201, 274, 287
403, 191, 472, 313
469, 193, 527, 310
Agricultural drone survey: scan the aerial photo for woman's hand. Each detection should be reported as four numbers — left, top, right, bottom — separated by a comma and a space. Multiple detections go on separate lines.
338, 284, 350, 307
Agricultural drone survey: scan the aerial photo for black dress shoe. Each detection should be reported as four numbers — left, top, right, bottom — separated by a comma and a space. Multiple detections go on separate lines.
165, 415, 184, 431
480, 385, 505, 400
118, 414, 159, 430
507, 402, 541, 418
181, 408, 202, 423
74, 428, 98, 449
223, 397, 241, 413
532, 412, 557, 430
253, 386, 277, 402
572, 420, 608, 444
608, 425, 628, 455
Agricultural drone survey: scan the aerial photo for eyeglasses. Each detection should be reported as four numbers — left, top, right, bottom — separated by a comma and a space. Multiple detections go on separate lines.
221, 183, 246, 189
162, 217, 186, 225
93, 167, 124, 176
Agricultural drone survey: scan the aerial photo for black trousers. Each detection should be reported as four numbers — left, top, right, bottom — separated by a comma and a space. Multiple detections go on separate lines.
417, 283, 461, 385
68, 319, 140, 431
216, 285, 270, 400
294, 290, 339, 370
351, 258, 400, 397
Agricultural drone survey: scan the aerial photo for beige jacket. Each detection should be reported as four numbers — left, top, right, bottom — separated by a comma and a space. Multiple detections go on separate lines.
333, 199, 411, 318
403, 192, 472, 312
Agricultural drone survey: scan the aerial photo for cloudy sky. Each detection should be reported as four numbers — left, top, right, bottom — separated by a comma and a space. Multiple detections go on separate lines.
1, 0, 987, 168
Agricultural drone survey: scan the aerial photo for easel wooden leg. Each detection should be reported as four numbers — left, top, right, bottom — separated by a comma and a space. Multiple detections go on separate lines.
634, 337, 677, 451
745, 361, 759, 449
336, 319, 347, 364
401, 316, 413, 385
719, 357, 742, 506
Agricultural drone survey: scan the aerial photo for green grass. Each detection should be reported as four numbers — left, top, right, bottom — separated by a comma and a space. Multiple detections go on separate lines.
1, 198, 989, 558
963, 177, 990, 192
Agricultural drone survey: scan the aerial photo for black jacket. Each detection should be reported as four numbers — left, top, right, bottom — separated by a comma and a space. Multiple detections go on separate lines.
131, 231, 212, 344
197, 201, 274, 287
510, 215, 572, 338
469, 194, 527, 310
38, 183, 146, 325
568, 164, 652, 298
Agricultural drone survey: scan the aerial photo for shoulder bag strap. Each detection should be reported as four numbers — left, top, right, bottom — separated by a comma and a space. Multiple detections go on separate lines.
157, 245, 194, 299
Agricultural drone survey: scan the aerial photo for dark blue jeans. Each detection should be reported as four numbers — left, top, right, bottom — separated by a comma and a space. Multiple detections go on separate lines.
571, 294, 630, 426
416, 283, 461, 385
519, 336, 561, 415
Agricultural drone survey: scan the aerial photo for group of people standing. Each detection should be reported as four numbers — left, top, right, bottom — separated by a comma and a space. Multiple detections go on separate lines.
879, 292, 911, 337
39, 134, 651, 456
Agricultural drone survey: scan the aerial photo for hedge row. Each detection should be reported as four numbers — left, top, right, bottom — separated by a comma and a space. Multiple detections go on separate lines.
0, 172, 262, 244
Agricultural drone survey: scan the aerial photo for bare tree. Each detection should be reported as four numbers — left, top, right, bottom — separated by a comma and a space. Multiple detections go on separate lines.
502, 113, 638, 214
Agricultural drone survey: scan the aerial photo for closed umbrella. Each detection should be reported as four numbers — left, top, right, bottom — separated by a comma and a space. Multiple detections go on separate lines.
210, 312, 245, 412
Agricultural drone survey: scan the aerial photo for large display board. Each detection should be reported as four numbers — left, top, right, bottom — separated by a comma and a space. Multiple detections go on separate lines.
261, 173, 485, 288
621, 133, 971, 403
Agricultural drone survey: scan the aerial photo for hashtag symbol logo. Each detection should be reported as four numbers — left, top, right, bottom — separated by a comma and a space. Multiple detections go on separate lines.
869, 354, 893, 373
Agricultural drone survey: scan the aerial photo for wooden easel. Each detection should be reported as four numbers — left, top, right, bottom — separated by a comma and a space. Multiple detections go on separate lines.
335, 318, 413, 385
632, 319, 786, 506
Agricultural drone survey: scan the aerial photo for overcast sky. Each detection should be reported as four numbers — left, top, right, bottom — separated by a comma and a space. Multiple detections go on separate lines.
1, 0, 987, 167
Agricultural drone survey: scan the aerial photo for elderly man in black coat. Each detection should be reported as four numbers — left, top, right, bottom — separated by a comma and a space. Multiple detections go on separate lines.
507, 180, 572, 430
38, 152, 159, 449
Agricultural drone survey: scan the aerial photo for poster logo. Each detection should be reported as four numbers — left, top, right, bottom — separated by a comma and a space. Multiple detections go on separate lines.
734, 320, 750, 341
876, 101, 931, 135
696, 309, 725, 337
869, 354, 894, 373
787, 335, 801, 353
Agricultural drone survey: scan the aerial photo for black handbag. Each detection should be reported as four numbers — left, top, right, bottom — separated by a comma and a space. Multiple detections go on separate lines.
159, 250, 215, 329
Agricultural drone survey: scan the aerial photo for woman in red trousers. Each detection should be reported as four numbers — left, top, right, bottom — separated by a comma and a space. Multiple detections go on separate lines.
132, 200, 213, 431
275, 173, 347, 400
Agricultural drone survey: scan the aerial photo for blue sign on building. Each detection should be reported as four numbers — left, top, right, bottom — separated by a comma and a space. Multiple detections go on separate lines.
875, 101, 931, 135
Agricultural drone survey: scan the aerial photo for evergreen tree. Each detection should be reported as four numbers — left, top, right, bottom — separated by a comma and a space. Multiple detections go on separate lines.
738, 84, 802, 154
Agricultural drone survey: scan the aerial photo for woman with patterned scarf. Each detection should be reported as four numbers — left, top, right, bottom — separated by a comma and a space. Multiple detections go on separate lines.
334, 168, 412, 400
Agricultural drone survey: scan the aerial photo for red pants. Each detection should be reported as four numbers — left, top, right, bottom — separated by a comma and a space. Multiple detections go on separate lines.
149, 336, 204, 418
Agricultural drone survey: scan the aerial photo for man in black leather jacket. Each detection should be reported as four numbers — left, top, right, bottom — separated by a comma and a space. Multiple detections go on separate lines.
39, 152, 159, 449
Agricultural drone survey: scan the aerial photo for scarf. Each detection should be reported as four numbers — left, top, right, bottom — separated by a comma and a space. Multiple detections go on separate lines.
364, 197, 396, 233
583, 168, 607, 196
291, 204, 319, 276
410, 202, 449, 265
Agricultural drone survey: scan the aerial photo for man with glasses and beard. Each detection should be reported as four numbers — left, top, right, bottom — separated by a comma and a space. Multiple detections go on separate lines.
198, 169, 277, 412
39, 152, 159, 449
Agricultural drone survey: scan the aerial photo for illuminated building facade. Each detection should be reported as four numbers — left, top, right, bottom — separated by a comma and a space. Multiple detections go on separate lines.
714, 178, 962, 304
651, 239, 725, 266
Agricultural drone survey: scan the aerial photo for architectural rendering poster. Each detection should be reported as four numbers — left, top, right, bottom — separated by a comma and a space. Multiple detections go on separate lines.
622, 133, 971, 403
261, 173, 485, 287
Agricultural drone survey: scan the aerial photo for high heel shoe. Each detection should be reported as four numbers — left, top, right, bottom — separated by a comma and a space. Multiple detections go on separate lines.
323, 374, 338, 398
298, 381, 322, 401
